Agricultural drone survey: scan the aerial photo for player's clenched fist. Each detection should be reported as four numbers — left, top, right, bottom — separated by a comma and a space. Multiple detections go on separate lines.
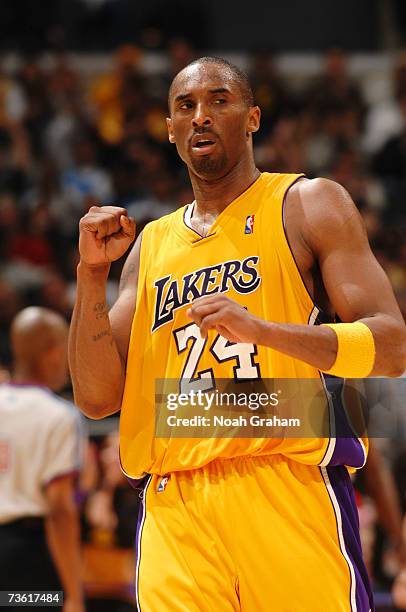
79, 206, 136, 265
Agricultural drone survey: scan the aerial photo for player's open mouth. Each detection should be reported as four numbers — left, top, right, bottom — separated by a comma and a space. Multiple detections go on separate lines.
191, 137, 217, 155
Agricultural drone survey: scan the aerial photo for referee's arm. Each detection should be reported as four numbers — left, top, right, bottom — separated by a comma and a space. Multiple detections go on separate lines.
44, 475, 84, 612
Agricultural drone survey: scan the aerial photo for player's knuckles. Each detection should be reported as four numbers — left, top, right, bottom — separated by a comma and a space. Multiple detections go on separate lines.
190, 303, 206, 317
80, 214, 108, 232
102, 216, 124, 237
192, 295, 218, 306
217, 294, 232, 305
99, 205, 127, 216
88, 205, 101, 214
95, 217, 111, 236
86, 205, 126, 218
202, 313, 219, 328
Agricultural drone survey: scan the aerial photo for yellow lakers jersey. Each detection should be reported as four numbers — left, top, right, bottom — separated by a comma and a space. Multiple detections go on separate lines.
119, 173, 367, 478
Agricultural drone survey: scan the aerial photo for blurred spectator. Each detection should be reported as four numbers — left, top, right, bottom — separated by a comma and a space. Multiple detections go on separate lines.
167, 37, 196, 80
306, 48, 366, 120
0, 124, 31, 196
0, 279, 20, 366
6, 205, 56, 268
328, 146, 386, 213
248, 49, 293, 140
40, 271, 73, 318
256, 116, 305, 174
127, 171, 178, 226
18, 55, 53, 159
372, 91, 406, 181
0, 59, 26, 123
362, 52, 406, 155
61, 136, 113, 234
47, 52, 81, 102
82, 432, 139, 611
88, 45, 144, 145
45, 97, 87, 171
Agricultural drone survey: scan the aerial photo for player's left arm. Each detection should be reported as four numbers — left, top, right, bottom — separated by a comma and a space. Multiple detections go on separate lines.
188, 178, 406, 377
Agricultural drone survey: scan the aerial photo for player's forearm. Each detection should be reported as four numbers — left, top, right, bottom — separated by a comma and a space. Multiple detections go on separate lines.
69, 261, 125, 418
257, 314, 406, 377
45, 505, 83, 603
257, 320, 337, 371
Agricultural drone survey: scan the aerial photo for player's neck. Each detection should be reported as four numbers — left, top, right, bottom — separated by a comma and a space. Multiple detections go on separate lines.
189, 159, 260, 217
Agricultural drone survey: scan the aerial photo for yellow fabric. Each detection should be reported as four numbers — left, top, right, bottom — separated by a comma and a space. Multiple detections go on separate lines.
137, 455, 355, 611
323, 322, 375, 378
119, 172, 366, 478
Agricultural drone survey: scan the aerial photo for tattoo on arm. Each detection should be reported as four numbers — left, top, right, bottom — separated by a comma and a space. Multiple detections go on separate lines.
94, 302, 109, 320
92, 329, 113, 343
119, 264, 136, 293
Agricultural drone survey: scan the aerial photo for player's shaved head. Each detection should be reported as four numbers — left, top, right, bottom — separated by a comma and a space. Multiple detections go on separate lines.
11, 307, 68, 367
168, 56, 254, 111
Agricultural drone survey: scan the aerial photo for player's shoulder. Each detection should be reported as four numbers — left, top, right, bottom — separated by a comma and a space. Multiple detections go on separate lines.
289, 176, 360, 229
288, 177, 366, 254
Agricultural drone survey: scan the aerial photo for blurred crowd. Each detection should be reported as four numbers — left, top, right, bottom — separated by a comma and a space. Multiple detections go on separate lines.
0, 39, 406, 609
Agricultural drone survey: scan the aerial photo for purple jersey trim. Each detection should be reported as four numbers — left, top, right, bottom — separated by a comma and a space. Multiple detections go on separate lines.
325, 465, 374, 612
322, 374, 367, 468
133, 474, 152, 611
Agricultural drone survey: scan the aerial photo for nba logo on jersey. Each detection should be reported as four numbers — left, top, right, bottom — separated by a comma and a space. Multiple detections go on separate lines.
245, 214, 255, 234
157, 475, 170, 492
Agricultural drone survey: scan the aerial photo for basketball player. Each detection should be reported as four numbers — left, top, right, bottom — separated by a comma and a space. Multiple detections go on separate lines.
0, 307, 84, 612
69, 57, 406, 611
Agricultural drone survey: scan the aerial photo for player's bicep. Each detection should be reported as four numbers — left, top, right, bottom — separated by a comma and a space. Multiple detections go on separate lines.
306, 180, 403, 323
320, 236, 402, 324
110, 232, 142, 362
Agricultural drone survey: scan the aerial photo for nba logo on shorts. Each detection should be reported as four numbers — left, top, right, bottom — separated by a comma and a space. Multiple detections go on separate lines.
245, 214, 255, 234
157, 475, 170, 492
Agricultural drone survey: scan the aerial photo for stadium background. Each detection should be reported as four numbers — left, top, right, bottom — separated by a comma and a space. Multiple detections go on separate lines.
0, 0, 405, 610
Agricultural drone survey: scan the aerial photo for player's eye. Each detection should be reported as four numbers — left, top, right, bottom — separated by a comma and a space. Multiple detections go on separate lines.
179, 101, 193, 110
214, 98, 226, 104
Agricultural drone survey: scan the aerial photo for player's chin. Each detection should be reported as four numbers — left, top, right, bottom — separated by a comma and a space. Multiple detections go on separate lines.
189, 152, 228, 179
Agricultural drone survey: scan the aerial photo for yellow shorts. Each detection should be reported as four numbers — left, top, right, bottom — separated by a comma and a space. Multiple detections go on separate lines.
134, 455, 373, 611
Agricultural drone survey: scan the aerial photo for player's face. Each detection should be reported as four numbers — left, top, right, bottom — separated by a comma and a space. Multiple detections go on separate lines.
167, 64, 259, 179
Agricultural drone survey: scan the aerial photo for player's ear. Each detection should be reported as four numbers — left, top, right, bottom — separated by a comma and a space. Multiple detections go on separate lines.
246, 106, 261, 136
166, 117, 176, 144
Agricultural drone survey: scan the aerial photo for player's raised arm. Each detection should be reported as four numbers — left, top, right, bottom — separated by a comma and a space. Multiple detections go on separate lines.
68, 205, 138, 419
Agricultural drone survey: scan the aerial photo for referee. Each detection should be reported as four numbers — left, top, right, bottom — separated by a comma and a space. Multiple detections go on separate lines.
0, 307, 84, 612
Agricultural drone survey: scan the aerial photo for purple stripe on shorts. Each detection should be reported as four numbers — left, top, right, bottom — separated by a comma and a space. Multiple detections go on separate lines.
133, 474, 152, 612
326, 465, 374, 612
